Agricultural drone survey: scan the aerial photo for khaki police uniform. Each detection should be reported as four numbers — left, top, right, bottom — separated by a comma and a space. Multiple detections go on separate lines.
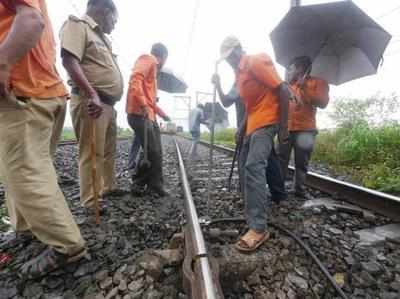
60, 15, 124, 208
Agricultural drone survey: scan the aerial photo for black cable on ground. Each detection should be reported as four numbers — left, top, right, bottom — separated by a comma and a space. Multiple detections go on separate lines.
207, 218, 350, 299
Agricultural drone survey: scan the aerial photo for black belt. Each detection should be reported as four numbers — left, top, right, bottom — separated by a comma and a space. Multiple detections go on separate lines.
71, 87, 116, 107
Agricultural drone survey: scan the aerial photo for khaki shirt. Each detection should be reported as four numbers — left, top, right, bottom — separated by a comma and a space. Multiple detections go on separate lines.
60, 15, 123, 101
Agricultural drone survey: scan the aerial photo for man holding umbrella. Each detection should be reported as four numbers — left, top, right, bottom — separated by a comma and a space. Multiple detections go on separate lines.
279, 56, 329, 198
126, 43, 171, 197
219, 36, 293, 252
270, 1, 391, 197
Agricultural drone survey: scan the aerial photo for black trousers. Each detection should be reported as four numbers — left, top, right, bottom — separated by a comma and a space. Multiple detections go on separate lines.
127, 114, 163, 189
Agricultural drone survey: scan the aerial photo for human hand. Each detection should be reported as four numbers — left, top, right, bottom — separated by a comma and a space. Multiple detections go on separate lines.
211, 73, 221, 86
0, 63, 11, 99
141, 106, 149, 119
87, 92, 103, 119
278, 128, 289, 145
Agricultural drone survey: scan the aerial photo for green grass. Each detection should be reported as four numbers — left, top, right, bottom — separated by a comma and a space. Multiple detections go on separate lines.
61, 128, 76, 141
201, 128, 236, 149
194, 125, 400, 195
313, 124, 400, 194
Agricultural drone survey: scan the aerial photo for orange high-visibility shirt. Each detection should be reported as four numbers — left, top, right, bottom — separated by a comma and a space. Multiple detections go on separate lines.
0, 0, 67, 98
236, 53, 283, 136
126, 54, 166, 122
289, 77, 329, 131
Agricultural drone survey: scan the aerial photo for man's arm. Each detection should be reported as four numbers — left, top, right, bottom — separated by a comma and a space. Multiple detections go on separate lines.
0, 4, 45, 97
303, 79, 330, 109
128, 73, 150, 117
278, 83, 291, 144
62, 51, 102, 118
155, 105, 170, 121
211, 74, 236, 108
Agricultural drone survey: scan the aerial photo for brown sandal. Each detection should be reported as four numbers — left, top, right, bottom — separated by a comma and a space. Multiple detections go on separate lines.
235, 231, 270, 253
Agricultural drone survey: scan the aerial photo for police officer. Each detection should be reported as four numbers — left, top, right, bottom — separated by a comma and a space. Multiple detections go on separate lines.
60, 0, 124, 212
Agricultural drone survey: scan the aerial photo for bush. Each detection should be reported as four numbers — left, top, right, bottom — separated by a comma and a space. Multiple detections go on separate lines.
314, 124, 400, 194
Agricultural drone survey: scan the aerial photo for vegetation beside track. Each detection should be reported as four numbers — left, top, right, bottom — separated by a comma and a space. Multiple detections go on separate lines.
195, 94, 400, 195
313, 94, 400, 194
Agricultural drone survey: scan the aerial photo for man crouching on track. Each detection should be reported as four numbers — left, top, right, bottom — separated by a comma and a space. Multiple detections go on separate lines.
219, 36, 293, 252
126, 43, 171, 198
279, 56, 330, 198
60, 0, 124, 213
0, 0, 86, 279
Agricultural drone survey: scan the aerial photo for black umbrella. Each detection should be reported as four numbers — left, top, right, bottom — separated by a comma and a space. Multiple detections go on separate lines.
270, 1, 392, 85
157, 67, 188, 93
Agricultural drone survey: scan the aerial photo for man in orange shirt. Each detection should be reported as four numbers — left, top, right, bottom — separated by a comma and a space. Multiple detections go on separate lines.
279, 56, 330, 198
219, 36, 293, 252
0, 0, 85, 279
126, 43, 171, 197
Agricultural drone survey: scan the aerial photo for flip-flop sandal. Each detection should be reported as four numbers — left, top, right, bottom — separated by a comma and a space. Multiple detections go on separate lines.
20, 247, 87, 280
235, 232, 270, 253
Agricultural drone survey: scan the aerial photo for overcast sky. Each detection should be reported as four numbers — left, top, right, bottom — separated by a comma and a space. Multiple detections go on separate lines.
48, 0, 400, 130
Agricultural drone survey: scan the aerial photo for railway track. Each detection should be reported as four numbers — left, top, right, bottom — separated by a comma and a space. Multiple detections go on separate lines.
188, 137, 400, 222
1, 136, 400, 299
172, 134, 400, 299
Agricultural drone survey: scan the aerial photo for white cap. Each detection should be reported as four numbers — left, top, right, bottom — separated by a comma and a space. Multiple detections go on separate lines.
219, 35, 241, 61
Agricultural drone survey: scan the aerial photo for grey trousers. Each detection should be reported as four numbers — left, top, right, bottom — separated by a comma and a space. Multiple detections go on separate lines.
189, 131, 201, 160
240, 125, 278, 232
279, 131, 316, 193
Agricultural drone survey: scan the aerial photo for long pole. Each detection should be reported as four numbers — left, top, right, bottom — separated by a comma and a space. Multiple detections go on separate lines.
91, 121, 100, 224
207, 62, 218, 212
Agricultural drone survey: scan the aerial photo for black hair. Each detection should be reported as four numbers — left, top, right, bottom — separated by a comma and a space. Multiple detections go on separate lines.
87, 0, 117, 12
290, 56, 312, 74
151, 43, 168, 59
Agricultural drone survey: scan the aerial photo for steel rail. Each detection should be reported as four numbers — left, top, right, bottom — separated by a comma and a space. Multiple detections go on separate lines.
174, 139, 219, 299
176, 136, 400, 221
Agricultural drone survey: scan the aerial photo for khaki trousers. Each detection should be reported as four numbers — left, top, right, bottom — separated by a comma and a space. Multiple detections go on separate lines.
70, 94, 117, 208
0, 96, 85, 255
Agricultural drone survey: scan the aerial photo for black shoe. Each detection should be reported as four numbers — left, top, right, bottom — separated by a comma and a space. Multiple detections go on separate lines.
271, 195, 288, 205
131, 184, 147, 196
148, 186, 169, 198
294, 190, 307, 199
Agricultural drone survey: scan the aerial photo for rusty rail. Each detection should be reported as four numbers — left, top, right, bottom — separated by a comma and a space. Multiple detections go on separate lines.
174, 139, 223, 299
175, 136, 400, 221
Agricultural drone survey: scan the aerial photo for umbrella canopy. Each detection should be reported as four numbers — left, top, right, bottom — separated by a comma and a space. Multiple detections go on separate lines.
270, 1, 392, 85
157, 67, 188, 93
